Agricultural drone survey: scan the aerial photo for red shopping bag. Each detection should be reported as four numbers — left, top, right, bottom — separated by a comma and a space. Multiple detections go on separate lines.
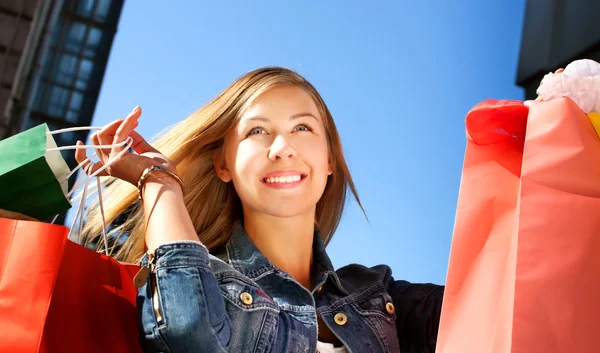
436, 98, 600, 353
0, 217, 142, 353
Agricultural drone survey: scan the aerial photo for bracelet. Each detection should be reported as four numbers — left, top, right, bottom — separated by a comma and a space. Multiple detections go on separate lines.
137, 165, 184, 200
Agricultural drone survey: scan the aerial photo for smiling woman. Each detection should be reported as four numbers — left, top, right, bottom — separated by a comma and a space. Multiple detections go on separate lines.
77, 67, 443, 353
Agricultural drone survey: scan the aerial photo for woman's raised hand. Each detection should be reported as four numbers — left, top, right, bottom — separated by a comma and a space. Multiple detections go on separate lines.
75, 106, 177, 185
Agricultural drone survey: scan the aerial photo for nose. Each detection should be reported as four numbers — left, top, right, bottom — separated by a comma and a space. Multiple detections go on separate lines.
268, 135, 297, 161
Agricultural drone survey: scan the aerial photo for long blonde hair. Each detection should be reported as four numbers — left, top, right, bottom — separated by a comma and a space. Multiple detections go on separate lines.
82, 67, 364, 263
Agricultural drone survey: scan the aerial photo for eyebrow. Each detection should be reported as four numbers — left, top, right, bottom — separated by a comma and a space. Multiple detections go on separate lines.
242, 113, 320, 123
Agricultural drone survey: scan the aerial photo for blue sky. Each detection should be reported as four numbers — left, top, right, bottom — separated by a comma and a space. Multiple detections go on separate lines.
88, 1, 526, 284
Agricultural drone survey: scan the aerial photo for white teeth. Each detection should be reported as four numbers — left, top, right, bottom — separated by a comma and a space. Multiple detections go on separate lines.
265, 175, 302, 183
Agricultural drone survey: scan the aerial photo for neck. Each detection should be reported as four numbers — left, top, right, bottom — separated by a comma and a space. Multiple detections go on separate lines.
242, 208, 315, 290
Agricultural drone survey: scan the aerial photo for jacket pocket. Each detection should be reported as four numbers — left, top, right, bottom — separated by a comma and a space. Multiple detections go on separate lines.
216, 273, 280, 353
218, 273, 280, 311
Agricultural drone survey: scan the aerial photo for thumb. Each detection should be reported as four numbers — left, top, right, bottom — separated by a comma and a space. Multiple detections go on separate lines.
130, 130, 158, 154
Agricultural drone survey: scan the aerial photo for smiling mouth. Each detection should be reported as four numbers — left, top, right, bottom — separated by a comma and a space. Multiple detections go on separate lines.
262, 174, 307, 184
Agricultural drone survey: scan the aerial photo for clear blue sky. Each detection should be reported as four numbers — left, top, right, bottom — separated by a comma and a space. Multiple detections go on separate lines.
88, 1, 526, 284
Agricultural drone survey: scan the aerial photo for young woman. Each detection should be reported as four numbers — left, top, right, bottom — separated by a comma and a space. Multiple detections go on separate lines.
77, 67, 444, 353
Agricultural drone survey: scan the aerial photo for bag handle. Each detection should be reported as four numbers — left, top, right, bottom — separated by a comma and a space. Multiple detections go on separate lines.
68, 137, 133, 255
45, 126, 134, 255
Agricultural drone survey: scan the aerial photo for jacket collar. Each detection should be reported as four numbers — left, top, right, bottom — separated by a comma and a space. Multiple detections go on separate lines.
225, 222, 336, 291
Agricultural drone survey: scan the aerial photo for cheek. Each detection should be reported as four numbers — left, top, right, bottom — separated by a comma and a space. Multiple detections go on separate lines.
299, 138, 330, 172
232, 141, 263, 182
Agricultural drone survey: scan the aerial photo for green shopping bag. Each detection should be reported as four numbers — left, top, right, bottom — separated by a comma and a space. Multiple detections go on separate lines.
0, 124, 71, 220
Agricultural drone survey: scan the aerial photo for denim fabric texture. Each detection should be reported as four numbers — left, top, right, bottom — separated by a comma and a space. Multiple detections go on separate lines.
137, 223, 443, 353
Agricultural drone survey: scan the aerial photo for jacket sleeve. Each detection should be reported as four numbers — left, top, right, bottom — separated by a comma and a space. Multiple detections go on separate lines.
387, 277, 444, 353
137, 241, 231, 353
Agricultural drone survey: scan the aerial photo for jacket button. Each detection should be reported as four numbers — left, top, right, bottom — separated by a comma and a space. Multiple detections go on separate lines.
386, 302, 395, 315
240, 292, 253, 305
317, 285, 323, 293
334, 313, 347, 326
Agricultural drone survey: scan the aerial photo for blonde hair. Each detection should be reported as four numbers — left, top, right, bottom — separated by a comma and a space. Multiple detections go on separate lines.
82, 67, 364, 263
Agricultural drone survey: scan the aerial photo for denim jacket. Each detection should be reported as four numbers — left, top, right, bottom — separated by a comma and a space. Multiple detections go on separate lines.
137, 224, 444, 353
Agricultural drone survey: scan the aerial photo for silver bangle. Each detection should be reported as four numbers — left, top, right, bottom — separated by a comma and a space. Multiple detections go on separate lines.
137, 165, 184, 200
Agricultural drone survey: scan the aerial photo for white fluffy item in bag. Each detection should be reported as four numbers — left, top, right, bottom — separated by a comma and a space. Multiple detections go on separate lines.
536, 59, 600, 114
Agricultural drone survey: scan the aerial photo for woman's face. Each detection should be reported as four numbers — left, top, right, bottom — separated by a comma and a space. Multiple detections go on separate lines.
216, 85, 332, 219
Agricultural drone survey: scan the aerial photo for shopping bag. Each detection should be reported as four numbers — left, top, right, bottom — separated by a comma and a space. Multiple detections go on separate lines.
0, 217, 143, 353
0, 124, 71, 220
436, 97, 600, 353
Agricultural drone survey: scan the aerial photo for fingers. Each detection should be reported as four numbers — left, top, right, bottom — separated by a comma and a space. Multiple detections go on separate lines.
89, 106, 141, 161
77, 106, 151, 182
92, 118, 125, 145
91, 119, 123, 163
111, 107, 141, 156
75, 140, 87, 165
74, 140, 107, 176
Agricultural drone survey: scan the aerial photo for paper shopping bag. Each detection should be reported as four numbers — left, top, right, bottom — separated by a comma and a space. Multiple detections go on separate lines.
436, 97, 600, 353
0, 217, 142, 353
0, 124, 71, 220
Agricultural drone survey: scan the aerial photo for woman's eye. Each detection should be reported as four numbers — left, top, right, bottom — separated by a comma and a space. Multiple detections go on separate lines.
294, 124, 311, 132
247, 127, 266, 136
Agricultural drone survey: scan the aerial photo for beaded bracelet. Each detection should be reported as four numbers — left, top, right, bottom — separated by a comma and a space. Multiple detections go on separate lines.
137, 165, 184, 200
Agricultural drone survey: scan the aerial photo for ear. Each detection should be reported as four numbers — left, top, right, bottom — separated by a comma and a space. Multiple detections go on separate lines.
327, 156, 333, 176
213, 149, 232, 182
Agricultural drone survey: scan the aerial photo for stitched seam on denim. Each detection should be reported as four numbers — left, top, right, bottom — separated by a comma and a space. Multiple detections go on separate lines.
277, 303, 315, 313
350, 302, 397, 322
219, 287, 279, 310
155, 261, 210, 270
156, 241, 207, 252
259, 313, 277, 353
155, 244, 207, 259
325, 270, 349, 295
221, 294, 280, 313
216, 271, 260, 285
216, 272, 277, 306
251, 267, 279, 281
216, 273, 280, 309
242, 264, 278, 280
208, 253, 231, 268
351, 288, 396, 321
253, 311, 269, 353
158, 239, 205, 246
345, 282, 386, 302
322, 283, 385, 312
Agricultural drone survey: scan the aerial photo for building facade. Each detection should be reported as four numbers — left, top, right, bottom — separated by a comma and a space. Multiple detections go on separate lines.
1, 0, 124, 161
516, 0, 600, 99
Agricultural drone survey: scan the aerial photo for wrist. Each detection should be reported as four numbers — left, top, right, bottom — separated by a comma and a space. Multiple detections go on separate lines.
141, 177, 183, 201
138, 165, 184, 201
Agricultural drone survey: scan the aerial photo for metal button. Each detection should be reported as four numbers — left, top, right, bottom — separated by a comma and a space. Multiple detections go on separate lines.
240, 292, 253, 305
386, 302, 395, 315
334, 313, 347, 326
317, 285, 323, 293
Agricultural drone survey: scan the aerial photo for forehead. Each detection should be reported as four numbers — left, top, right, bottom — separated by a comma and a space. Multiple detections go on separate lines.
241, 85, 321, 120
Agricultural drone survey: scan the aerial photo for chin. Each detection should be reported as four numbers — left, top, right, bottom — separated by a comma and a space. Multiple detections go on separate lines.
252, 197, 318, 219
263, 205, 311, 218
